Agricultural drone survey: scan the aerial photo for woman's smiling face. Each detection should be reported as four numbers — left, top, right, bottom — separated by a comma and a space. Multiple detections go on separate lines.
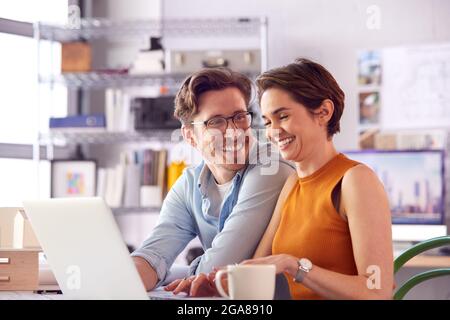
260, 87, 327, 162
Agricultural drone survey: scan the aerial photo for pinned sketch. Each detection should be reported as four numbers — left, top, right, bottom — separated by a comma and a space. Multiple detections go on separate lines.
381, 43, 450, 129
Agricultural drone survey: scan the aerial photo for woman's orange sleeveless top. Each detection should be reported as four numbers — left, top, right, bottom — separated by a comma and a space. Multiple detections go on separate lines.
272, 153, 360, 299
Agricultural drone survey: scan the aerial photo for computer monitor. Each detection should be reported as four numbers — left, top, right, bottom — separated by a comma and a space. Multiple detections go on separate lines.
343, 150, 447, 241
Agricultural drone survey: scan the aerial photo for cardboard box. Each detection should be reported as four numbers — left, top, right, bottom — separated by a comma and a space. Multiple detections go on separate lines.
0, 249, 39, 291
61, 41, 91, 72
0, 208, 41, 291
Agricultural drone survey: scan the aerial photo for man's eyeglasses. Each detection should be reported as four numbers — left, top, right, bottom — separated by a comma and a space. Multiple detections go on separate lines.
189, 111, 253, 132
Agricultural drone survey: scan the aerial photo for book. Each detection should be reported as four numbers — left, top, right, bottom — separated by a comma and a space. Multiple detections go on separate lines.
104, 168, 115, 207
157, 149, 168, 197
118, 92, 131, 132
142, 149, 155, 186
105, 89, 115, 132
96, 168, 107, 200
111, 164, 125, 208
49, 114, 106, 129
105, 89, 132, 132
123, 151, 141, 207
114, 90, 123, 132
152, 150, 158, 185
124, 163, 141, 208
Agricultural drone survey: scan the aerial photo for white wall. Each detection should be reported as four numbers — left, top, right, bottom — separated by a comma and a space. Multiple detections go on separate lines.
92, 0, 161, 20
163, 0, 450, 150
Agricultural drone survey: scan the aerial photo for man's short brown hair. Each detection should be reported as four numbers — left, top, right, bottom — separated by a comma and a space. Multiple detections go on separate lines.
256, 58, 345, 137
174, 67, 253, 124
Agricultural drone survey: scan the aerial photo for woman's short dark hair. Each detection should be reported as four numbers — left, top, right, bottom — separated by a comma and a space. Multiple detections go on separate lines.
256, 58, 345, 137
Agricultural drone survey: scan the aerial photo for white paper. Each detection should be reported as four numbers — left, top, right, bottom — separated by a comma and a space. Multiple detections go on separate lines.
381, 42, 450, 129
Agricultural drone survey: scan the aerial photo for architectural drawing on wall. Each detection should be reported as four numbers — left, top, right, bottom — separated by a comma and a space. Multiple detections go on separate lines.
381, 42, 450, 129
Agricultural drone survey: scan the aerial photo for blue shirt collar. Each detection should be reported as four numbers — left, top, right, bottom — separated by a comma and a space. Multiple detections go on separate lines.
196, 161, 245, 198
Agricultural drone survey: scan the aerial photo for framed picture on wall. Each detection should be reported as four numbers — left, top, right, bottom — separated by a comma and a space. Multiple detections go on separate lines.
357, 50, 382, 86
51, 160, 97, 198
359, 91, 380, 125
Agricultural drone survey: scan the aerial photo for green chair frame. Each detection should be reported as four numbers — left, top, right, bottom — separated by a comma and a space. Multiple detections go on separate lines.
393, 236, 450, 300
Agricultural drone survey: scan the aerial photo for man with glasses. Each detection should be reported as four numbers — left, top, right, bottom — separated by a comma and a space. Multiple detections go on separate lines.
132, 67, 294, 292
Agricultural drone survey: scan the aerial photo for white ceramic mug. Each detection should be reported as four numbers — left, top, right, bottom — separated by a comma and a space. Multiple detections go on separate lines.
214, 264, 276, 300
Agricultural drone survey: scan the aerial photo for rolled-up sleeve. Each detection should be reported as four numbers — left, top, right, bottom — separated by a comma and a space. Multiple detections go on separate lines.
189, 161, 294, 275
131, 172, 196, 287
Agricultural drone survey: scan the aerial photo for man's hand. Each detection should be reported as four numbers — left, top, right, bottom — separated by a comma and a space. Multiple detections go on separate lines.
164, 271, 225, 297
132, 256, 158, 291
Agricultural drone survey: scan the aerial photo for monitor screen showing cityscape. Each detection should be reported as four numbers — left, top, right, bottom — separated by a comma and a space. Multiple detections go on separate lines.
344, 150, 445, 224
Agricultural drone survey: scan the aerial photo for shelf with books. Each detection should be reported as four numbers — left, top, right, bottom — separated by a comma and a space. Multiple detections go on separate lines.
33, 14, 268, 215
40, 129, 179, 146
96, 149, 169, 213
37, 17, 264, 42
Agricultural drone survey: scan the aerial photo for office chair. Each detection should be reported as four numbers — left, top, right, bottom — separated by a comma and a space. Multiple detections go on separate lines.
393, 236, 450, 300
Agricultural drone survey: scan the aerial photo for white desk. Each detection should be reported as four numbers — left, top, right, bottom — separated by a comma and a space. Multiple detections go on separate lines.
0, 291, 64, 300
0, 288, 224, 300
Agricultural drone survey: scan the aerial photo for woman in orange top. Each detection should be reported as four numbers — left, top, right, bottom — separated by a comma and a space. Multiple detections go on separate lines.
241, 58, 394, 299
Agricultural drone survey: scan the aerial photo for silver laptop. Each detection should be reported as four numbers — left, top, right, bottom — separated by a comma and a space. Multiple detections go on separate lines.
22, 197, 148, 300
